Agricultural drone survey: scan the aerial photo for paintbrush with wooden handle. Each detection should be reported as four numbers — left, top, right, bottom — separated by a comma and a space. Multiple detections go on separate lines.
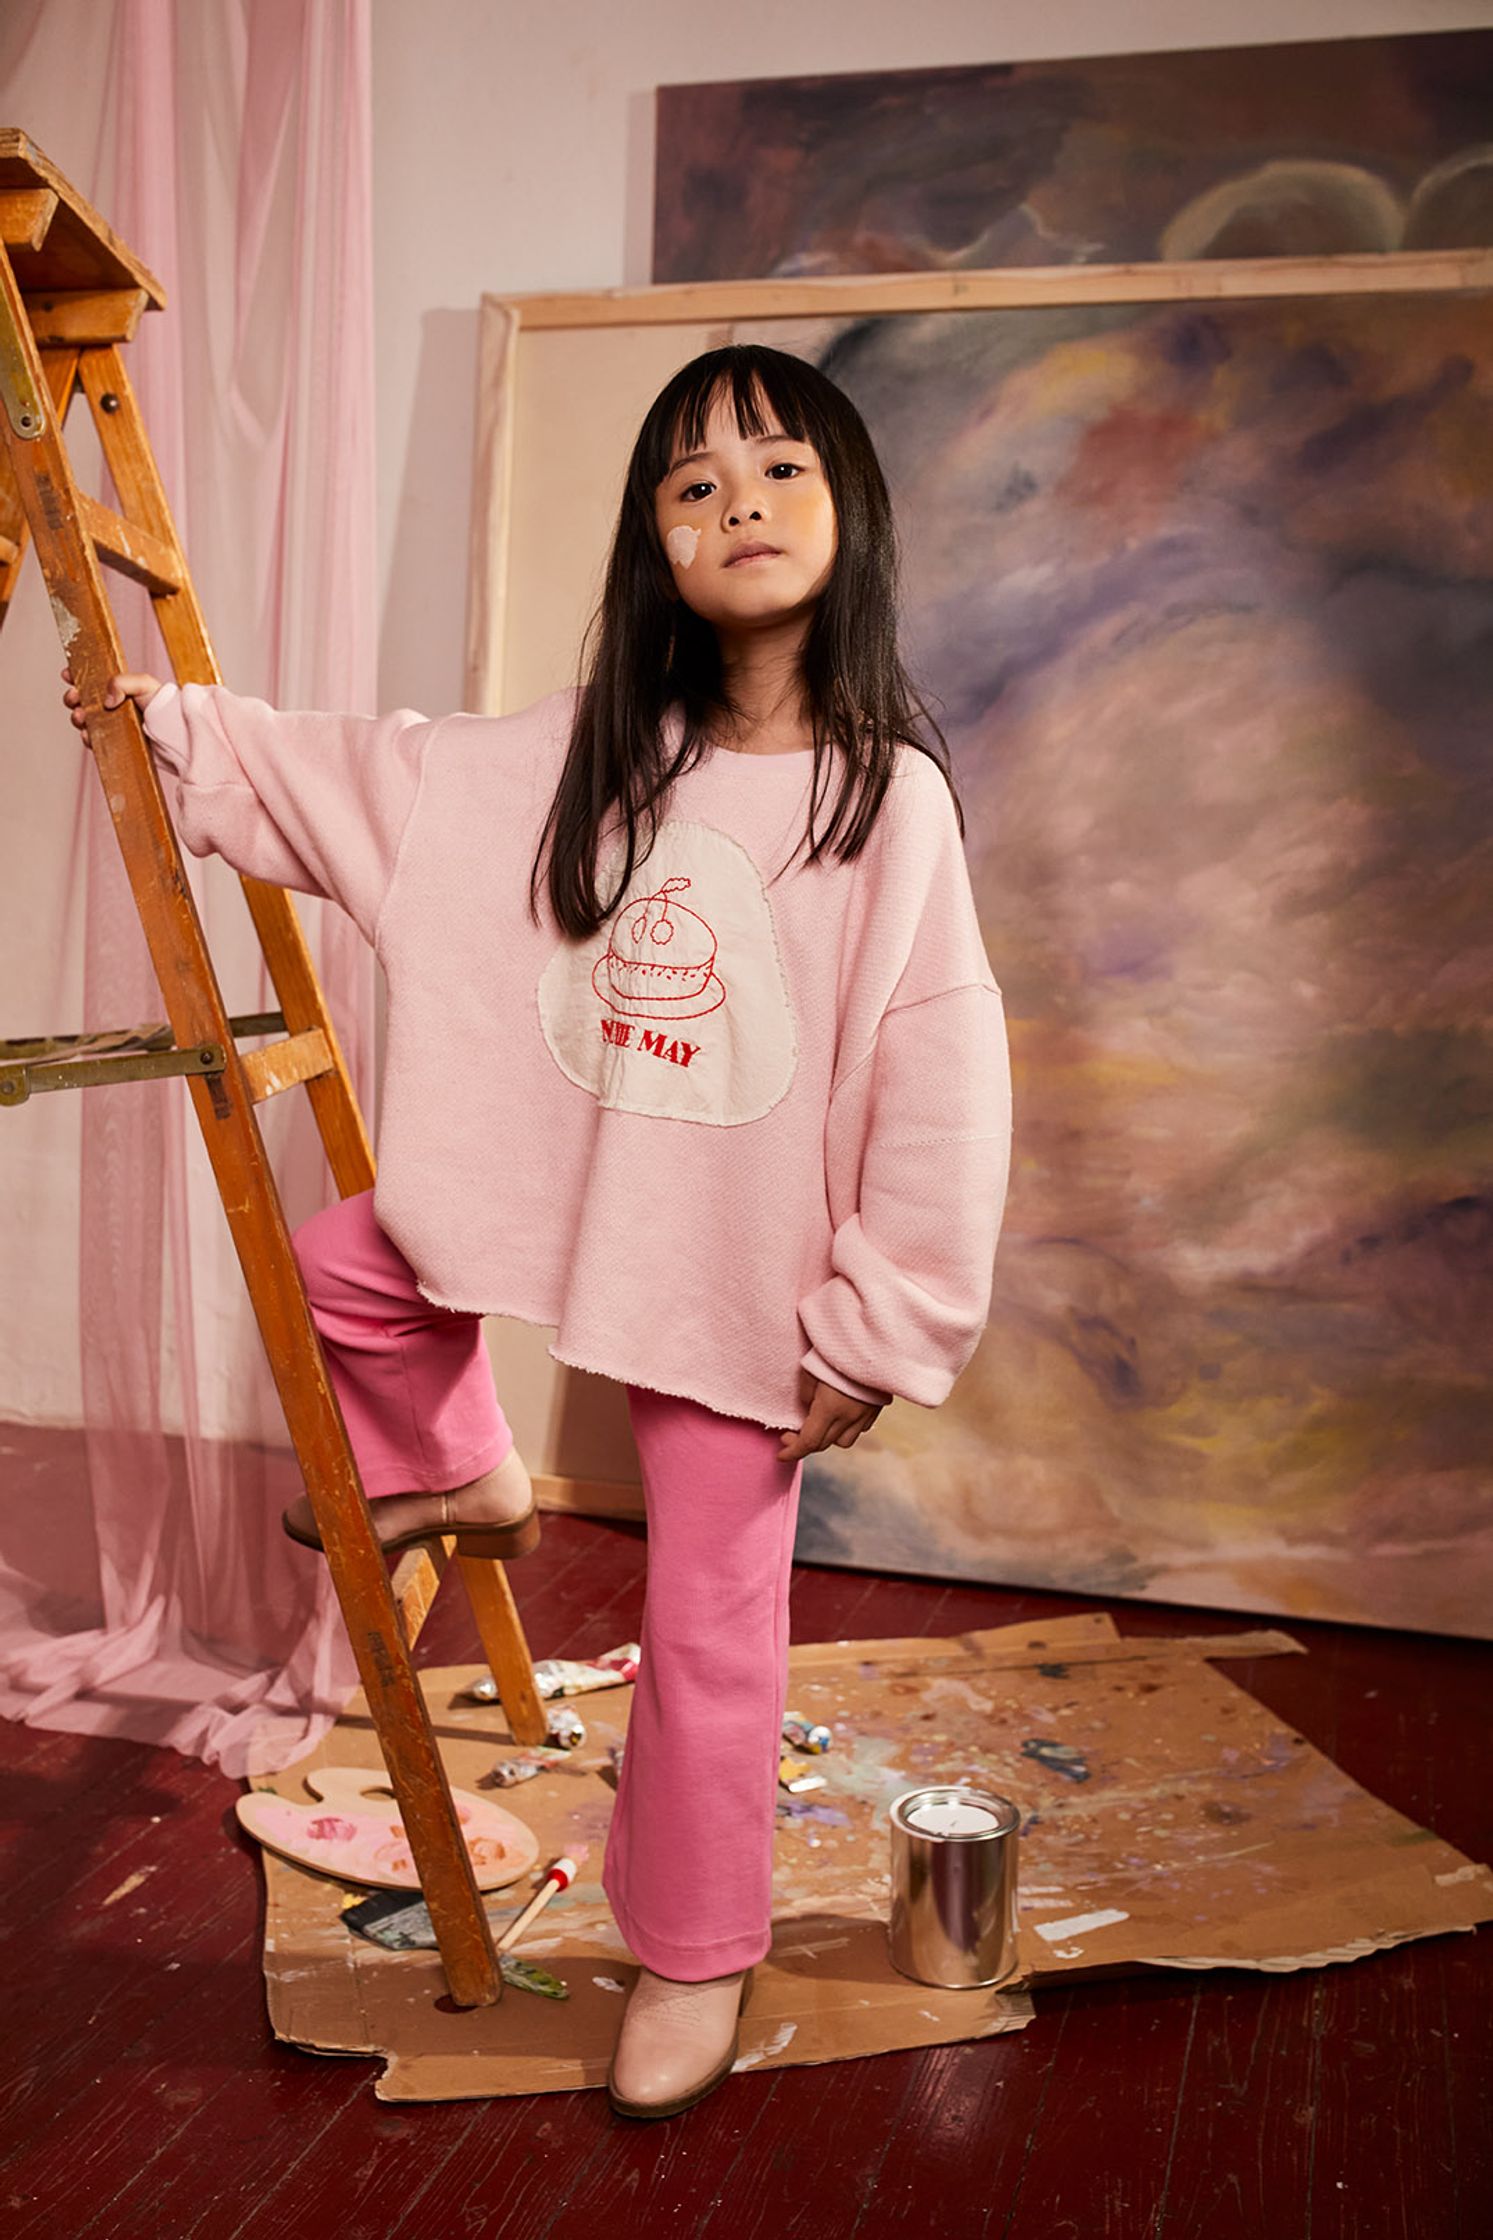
495, 1843, 590, 1954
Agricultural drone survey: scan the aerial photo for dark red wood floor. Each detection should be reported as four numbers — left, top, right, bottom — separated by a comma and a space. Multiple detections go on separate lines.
1, 1502, 1489, 2240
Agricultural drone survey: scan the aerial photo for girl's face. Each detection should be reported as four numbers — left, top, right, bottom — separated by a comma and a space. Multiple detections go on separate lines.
653, 388, 838, 635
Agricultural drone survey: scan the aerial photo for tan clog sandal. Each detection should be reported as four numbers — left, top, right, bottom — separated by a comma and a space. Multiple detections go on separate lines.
281, 1487, 541, 1561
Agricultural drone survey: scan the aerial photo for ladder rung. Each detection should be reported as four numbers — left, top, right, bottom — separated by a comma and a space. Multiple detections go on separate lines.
240, 1027, 336, 1102
391, 1540, 451, 1649
30, 289, 148, 346
77, 491, 182, 594
0, 1013, 294, 1107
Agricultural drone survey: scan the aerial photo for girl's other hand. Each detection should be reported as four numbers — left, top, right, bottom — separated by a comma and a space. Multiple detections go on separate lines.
778, 1371, 883, 1465
61, 665, 164, 753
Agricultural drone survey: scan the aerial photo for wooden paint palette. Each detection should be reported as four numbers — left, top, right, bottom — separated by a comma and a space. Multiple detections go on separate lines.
237, 1765, 540, 1891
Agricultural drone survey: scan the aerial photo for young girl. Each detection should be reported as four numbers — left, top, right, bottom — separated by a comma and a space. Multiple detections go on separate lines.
63, 343, 1012, 2119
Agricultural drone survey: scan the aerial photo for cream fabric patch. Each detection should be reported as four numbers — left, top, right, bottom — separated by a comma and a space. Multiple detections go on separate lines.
537, 818, 798, 1126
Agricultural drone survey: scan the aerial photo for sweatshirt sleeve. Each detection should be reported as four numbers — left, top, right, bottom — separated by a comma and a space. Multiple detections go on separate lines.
796, 752, 1013, 1410
141, 681, 431, 950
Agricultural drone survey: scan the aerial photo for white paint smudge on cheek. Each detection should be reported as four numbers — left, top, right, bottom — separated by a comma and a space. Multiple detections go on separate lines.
665, 525, 700, 570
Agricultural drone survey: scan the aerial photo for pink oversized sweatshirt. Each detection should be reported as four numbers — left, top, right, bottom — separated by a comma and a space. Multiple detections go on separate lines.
142, 683, 1011, 1431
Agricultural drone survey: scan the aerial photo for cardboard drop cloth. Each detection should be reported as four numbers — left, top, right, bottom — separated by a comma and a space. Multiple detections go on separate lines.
248, 1611, 1492, 2101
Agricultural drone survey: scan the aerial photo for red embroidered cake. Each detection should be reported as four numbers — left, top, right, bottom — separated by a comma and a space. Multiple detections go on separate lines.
597, 876, 719, 1009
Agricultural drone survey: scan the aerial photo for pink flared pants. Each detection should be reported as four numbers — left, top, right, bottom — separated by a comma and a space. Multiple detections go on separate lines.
290, 1189, 805, 1979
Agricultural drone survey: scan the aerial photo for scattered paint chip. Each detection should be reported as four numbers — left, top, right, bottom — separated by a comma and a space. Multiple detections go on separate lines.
1034, 1908, 1130, 1942
102, 1867, 157, 1908
732, 2019, 797, 2070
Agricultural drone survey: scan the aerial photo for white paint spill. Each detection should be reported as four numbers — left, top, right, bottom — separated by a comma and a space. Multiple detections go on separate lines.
732, 2019, 797, 2070
592, 1974, 627, 1993
1436, 1864, 1482, 1886
1035, 1908, 1130, 1942
923, 1678, 993, 1713
102, 1866, 157, 1907
665, 524, 700, 569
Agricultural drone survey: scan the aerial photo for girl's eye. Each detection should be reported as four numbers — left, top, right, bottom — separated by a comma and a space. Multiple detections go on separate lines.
767, 462, 803, 479
680, 481, 713, 502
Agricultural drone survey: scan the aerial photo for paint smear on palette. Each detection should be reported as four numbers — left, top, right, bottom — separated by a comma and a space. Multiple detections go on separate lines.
237, 1766, 540, 1892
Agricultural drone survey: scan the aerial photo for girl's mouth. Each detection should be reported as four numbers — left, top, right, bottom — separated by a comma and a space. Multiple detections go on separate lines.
725, 544, 782, 567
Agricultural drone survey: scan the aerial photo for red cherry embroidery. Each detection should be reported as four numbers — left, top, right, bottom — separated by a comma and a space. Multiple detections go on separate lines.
627, 875, 692, 949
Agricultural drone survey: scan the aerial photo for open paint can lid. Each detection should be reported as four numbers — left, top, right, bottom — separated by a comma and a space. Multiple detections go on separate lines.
890, 1785, 1020, 1839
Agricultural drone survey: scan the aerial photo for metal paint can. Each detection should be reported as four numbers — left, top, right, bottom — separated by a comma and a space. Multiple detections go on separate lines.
887, 1785, 1021, 1989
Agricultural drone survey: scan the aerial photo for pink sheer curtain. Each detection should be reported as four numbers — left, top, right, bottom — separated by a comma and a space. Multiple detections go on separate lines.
0, 0, 377, 1773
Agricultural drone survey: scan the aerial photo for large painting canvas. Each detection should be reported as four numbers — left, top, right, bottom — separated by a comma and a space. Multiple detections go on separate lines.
776, 288, 1493, 1639
636, 32, 1493, 1635
653, 33, 1493, 284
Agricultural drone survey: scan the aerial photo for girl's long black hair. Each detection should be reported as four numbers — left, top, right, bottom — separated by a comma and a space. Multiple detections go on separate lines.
528, 343, 962, 940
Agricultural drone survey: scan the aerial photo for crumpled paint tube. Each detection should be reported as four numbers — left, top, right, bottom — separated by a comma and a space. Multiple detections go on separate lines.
533, 1647, 641, 1697
459, 1642, 641, 1706
482, 1753, 551, 1789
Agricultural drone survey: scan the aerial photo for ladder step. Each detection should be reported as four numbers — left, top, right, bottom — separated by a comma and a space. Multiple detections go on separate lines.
0, 187, 57, 252
239, 1028, 336, 1102
78, 490, 182, 594
30, 288, 148, 346
0, 1013, 336, 1106
391, 1540, 451, 1648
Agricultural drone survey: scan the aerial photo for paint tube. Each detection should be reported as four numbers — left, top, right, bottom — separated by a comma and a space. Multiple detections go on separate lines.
782, 1713, 832, 1753
595, 1641, 641, 1678
778, 1755, 827, 1793
481, 1754, 550, 1789
533, 1652, 638, 1698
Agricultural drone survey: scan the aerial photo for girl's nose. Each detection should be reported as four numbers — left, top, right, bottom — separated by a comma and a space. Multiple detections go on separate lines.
725, 502, 763, 526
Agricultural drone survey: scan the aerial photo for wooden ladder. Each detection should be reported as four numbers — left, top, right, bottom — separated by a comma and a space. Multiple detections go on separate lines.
0, 129, 546, 2008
